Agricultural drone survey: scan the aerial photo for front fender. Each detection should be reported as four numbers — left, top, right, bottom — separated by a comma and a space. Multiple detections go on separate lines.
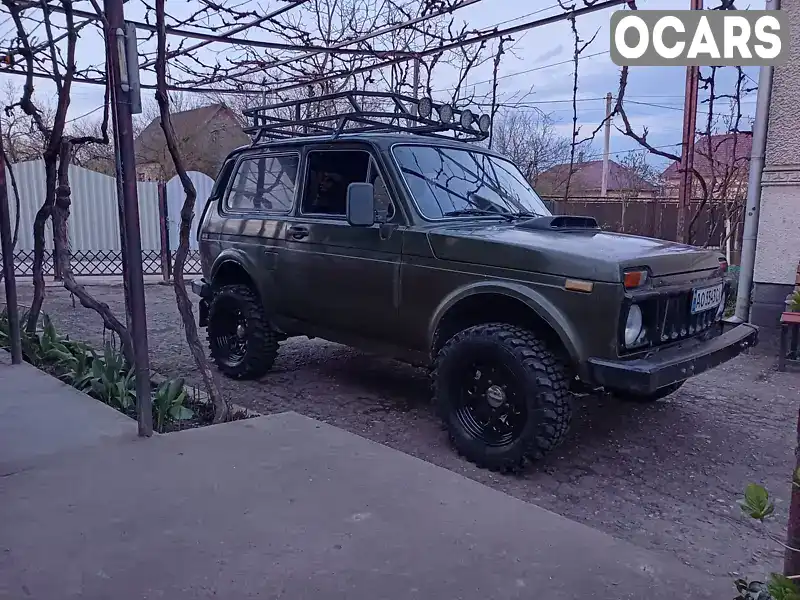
427, 281, 584, 364
210, 249, 276, 315
210, 248, 258, 279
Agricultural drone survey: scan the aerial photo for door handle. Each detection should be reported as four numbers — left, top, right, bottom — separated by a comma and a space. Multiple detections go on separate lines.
288, 225, 309, 240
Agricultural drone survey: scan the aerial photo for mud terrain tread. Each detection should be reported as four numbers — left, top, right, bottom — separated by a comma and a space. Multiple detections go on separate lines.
432, 322, 572, 473
207, 284, 279, 380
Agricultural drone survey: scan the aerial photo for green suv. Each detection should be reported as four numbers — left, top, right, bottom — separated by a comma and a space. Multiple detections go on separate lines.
192, 96, 757, 472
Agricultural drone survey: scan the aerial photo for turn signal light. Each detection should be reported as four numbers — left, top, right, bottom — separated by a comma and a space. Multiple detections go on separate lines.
719, 259, 728, 274
623, 270, 648, 289
565, 279, 594, 293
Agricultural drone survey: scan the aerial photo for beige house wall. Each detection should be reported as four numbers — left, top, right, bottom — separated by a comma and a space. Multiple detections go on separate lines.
751, 1, 800, 326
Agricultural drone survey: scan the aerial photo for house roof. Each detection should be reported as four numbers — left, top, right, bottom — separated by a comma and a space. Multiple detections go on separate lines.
535, 159, 657, 195
662, 132, 753, 180
134, 103, 242, 164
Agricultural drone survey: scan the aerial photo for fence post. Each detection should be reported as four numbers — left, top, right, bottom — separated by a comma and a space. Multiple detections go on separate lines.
158, 181, 172, 282
655, 202, 664, 240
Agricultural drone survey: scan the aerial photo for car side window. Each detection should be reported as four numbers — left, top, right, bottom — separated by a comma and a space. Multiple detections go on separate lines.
226, 154, 299, 213
301, 150, 370, 216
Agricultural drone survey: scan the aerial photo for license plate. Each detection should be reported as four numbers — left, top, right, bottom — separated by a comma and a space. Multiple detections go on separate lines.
691, 283, 724, 314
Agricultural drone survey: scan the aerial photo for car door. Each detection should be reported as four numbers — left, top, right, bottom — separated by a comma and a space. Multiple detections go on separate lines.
278, 145, 403, 342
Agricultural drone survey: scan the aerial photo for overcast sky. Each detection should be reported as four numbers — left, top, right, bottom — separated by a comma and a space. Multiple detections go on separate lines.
0, 0, 760, 171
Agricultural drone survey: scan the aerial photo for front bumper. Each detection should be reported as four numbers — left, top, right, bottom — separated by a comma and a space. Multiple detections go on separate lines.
588, 323, 759, 395
191, 278, 212, 327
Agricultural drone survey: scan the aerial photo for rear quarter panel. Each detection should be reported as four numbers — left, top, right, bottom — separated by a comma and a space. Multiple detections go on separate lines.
201, 204, 286, 316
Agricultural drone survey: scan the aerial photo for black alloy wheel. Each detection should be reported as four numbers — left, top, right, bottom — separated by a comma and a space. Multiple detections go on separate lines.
454, 360, 528, 448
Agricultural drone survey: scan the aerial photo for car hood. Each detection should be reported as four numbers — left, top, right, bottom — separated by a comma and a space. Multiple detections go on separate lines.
426, 221, 723, 283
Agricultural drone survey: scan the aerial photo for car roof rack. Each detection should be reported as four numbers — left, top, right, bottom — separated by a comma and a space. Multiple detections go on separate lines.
242, 90, 491, 144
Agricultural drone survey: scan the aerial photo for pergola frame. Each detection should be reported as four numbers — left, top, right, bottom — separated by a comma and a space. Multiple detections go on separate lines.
0, 0, 631, 435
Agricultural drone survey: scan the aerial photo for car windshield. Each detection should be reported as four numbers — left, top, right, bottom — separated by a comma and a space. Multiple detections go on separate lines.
391, 144, 551, 220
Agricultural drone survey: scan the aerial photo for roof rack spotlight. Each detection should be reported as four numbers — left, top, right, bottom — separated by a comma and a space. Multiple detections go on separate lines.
478, 114, 492, 134
417, 97, 433, 119
242, 91, 489, 143
437, 103, 454, 124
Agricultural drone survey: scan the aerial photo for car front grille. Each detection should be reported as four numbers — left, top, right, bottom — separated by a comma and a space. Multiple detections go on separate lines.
624, 286, 726, 354
652, 292, 720, 344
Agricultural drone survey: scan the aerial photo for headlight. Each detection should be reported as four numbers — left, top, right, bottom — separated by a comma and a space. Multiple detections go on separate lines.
624, 304, 644, 347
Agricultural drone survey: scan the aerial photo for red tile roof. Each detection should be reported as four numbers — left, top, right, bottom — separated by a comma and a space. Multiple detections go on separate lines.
662, 132, 752, 180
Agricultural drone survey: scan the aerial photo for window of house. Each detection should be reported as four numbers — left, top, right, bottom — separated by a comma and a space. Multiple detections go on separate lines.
301, 150, 370, 216
226, 153, 299, 213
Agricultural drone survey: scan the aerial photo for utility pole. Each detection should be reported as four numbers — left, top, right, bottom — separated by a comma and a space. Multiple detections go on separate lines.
406, 56, 421, 128
0, 120, 22, 365
104, 0, 153, 437
677, 0, 703, 244
601, 92, 613, 198
412, 56, 421, 101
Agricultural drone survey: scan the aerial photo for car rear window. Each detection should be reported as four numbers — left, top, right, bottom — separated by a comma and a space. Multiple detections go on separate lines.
225, 153, 300, 214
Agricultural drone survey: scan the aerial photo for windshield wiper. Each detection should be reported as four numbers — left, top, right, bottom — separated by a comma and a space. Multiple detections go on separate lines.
443, 208, 516, 221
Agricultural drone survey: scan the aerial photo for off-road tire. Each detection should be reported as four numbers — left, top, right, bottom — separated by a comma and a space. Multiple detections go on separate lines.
615, 381, 685, 403
432, 323, 573, 473
207, 284, 279, 380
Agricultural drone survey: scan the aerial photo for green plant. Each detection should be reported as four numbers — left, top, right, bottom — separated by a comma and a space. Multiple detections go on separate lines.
60, 344, 95, 391
1, 310, 69, 367
153, 378, 194, 432
1, 309, 44, 366
791, 290, 800, 313
39, 315, 81, 371
740, 483, 800, 600
19, 330, 43, 366
740, 483, 775, 521
89, 342, 135, 410
768, 575, 800, 600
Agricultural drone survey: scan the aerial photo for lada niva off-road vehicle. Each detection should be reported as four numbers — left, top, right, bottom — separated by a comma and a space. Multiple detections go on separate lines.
192, 91, 758, 472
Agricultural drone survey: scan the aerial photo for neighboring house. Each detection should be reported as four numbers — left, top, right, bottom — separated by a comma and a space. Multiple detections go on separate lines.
534, 159, 657, 200
134, 104, 250, 181
661, 132, 752, 201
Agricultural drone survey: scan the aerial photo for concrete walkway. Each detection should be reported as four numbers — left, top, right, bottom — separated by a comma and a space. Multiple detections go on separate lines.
0, 356, 730, 599
0, 352, 136, 474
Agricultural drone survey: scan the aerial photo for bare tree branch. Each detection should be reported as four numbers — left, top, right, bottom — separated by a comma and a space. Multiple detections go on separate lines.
154, 0, 230, 423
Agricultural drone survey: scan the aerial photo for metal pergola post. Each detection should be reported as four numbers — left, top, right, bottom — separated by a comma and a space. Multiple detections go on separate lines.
0, 119, 22, 364
104, 0, 153, 437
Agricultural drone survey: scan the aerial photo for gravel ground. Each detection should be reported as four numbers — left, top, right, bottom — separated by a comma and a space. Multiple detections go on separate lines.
9, 280, 800, 580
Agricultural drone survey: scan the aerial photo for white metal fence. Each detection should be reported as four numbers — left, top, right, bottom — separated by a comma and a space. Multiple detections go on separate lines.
166, 171, 214, 251
3, 159, 213, 276
6, 159, 162, 251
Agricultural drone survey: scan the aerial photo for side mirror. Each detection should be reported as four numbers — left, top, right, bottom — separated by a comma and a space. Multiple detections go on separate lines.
346, 182, 375, 227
